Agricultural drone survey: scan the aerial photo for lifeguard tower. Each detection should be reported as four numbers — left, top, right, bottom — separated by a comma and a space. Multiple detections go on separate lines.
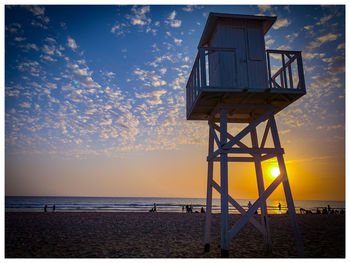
186, 13, 306, 257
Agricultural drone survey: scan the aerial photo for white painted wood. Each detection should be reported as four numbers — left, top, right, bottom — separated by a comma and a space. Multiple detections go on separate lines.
219, 108, 229, 252
269, 115, 305, 257
208, 121, 220, 149
204, 125, 214, 247
260, 120, 270, 148
212, 156, 255, 162
210, 121, 250, 150
222, 147, 284, 155
251, 128, 272, 253
211, 180, 265, 234
216, 24, 248, 90
199, 48, 207, 87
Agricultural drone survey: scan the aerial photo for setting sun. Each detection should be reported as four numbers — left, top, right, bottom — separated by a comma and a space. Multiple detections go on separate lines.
270, 167, 280, 178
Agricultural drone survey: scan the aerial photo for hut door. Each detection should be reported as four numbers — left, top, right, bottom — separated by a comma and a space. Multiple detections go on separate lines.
208, 26, 248, 90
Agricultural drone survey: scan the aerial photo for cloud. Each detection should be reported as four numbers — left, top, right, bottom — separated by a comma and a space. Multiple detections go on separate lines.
136, 90, 167, 105
258, 5, 272, 13
23, 43, 39, 51
272, 18, 291, 30
316, 14, 333, 26
336, 43, 345, 50
67, 37, 78, 50
25, 5, 50, 28
133, 67, 167, 87
165, 10, 182, 28
303, 52, 326, 60
66, 62, 101, 89
126, 5, 151, 26
20, 102, 31, 108
306, 33, 341, 50
17, 61, 40, 77
14, 37, 26, 42
174, 38, 183, 46
182, 5, 194, 12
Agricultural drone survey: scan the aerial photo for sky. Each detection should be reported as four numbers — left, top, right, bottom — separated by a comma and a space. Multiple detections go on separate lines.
4, 5, 345, 201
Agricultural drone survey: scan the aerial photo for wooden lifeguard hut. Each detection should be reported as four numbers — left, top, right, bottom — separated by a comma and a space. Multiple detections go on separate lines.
186, 13, 306, 257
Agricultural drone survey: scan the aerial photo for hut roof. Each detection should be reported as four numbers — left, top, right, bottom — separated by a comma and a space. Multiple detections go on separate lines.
198, 12, 277, 48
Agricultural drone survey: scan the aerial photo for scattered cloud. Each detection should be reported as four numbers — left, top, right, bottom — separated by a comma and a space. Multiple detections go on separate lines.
272, 18, 291, 30
258, 5, 272, 13
126, 5, 151, 26
165, 10, 182, 28
136, 90, 167, 105
306, 32, 341, 50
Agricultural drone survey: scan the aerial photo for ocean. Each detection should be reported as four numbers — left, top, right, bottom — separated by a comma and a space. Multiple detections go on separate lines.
5, 196, 345, 214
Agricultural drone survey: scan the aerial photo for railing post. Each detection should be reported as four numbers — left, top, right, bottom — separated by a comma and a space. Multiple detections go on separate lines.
200, 48, 207, 89
266, 51, 272, 89
297, 52, 306, 91
281, 54, 288, 89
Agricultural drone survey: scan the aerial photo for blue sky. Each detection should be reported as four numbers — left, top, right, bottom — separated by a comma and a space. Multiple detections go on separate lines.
5, 5, 345, 199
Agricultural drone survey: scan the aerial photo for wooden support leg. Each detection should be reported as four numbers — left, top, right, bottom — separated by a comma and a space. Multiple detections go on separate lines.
251, 128, 272, 255
269, 115, 305, 257
204, 124, 214, 252
220, 108, 229, 257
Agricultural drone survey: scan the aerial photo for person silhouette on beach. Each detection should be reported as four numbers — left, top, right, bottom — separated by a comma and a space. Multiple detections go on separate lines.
53, 204, 56, 212
278, 202, 281, 211
153, 203, 157, 212
201, 207, 205, 213
44, 204, 47, 212
248, 201, 252, 210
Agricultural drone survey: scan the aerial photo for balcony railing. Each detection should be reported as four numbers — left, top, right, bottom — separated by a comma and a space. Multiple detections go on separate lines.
186, 47, 237, 116
266, 49, 305, 91
186, 48, 306, 116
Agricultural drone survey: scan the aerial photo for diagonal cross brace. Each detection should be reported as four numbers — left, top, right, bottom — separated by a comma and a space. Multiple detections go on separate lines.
228, 173, 284, 241
223, 110, 274, 150
210, 121, 250, 149
211, 180, 265, 235
209, 121, 221, 149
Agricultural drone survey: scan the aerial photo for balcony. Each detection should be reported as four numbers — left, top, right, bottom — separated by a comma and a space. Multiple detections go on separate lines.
186, 47, 306, 121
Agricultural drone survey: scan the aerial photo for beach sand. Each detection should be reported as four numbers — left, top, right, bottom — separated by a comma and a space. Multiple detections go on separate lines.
5, 212, 345, 258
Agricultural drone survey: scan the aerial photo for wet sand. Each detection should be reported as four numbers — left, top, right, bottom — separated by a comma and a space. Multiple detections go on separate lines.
5, 212, 345, 258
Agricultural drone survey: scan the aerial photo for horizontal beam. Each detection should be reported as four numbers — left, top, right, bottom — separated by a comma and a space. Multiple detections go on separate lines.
223, 148, 284, 155
261, 154, 277, 162
266, 49, 301, 54
208, 148, 284, 161
212, 157, 255, 162
211, 180, 265, 235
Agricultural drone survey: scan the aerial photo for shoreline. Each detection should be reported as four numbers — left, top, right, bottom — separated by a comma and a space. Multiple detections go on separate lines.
6, 212, 345, 258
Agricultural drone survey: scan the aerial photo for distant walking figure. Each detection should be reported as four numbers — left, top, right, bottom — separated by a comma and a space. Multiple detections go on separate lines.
278, 202, 281, 211
149, 203, 157, 212
53, 204, 56, 212
44, 204, 47, 212
201, 207, 205, 213
248, 201, 252, 210
182, 205, 185, 212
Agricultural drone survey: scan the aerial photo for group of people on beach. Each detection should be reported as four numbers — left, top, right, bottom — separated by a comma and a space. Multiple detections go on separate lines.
44, 204, 56, 212
315, 205, 345, 215
182, 205, 205, 213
